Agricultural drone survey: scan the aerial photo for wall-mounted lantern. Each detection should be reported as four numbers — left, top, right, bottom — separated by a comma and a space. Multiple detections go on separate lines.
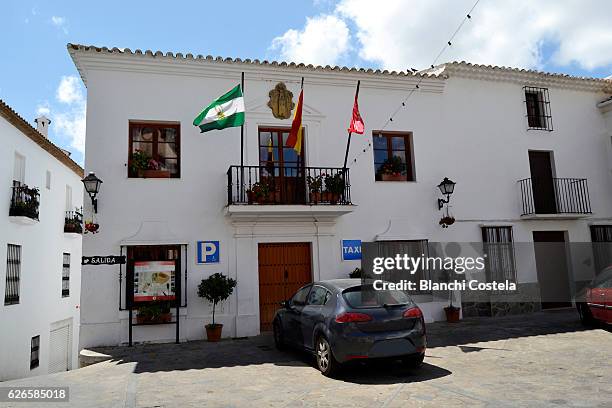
437, 177, 456, 210
82, 172, 103, 213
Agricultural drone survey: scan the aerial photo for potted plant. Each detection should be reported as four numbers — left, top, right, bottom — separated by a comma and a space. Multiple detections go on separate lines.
444, 291, 461, 323
349, 267, 362, 279
64, 217, 82, 234
129, 150, 171, 178
197, 273, 237, 342
136, 301, 172, 324
129, 150, 149, 176
439, 216, 456, 228
378, 156, 407, 181
323, 173, 345, 204
84, 220, 100, 234
306, 174, 324, 204
439, 206, 455, 228
246, 181, 270, 204
142, 158, 171, 178
9, 186, 40, 219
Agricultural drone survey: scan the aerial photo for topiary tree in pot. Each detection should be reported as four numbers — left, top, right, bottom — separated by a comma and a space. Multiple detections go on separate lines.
197, 273, 237, 342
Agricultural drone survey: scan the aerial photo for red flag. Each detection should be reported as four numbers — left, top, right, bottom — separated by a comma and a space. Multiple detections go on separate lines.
348, 88, 364, 134
286, 89, 304, 153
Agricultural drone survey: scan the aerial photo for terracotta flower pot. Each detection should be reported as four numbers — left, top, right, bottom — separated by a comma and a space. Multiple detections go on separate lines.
206, 324, 223, 342
140, 169, 171, 178
444, 306, 461, 323
309, 191, 322, 204
247, 191, 255, 204
381, 173, 407, 181
322, 192, 341, 204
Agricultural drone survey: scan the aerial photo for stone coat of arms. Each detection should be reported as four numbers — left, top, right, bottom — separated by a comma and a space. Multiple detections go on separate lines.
268, 82, 295, 119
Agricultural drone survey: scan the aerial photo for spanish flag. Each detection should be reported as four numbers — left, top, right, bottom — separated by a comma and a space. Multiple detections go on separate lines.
286, 88, 303, 154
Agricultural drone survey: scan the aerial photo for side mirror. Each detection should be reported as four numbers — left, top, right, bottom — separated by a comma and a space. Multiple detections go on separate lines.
280, 300, 291, 309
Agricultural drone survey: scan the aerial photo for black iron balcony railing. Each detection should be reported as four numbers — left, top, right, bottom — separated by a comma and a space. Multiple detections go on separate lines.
9, 181, 40, 220
64, 208, 83, 234
518, 177, 591, 216
227, 165, 352, 205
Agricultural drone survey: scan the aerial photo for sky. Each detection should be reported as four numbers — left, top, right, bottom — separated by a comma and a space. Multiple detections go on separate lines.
2, 0, 612, 165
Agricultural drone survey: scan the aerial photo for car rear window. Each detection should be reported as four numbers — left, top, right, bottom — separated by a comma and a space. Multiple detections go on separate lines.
342, 285, 413, 309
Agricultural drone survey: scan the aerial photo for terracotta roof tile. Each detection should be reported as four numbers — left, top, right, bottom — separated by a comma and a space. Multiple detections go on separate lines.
0, 99, 83, 177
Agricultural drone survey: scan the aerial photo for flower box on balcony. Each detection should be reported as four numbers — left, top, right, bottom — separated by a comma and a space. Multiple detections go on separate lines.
9, 182, 40, 221
64, 222, 83, 234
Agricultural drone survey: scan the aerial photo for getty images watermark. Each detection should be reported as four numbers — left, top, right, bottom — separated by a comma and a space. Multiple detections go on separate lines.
370, 253, 517, 292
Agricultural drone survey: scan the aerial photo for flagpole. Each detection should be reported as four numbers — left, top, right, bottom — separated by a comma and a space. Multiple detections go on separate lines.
296, 77, 304, 204
240, 72, 245, 168
343, 80, 360, 170
240, 72, 245, 202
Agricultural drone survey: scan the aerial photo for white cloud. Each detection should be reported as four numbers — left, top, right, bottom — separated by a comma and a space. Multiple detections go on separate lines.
270, 14, 350, 66
54, 106, 86, 154
50, 15, 68, 34
45, 76, 86, 155
271, 0, 612, 72
56, 76, 83, 104
36, 102, 50, 116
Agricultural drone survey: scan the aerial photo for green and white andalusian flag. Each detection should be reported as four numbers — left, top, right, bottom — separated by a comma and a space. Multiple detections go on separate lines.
193, 84, 245, 132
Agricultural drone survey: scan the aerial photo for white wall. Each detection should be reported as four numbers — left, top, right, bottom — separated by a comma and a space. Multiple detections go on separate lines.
0, 116, 83, 381
79, 57, 612, 347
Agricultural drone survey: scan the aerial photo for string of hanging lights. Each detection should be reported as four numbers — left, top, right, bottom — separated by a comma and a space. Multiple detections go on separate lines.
350, 0, 482, 166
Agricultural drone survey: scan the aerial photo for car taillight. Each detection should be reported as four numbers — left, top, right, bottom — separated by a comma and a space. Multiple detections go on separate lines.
403, 307, 423, 319
335, 312, 373, 323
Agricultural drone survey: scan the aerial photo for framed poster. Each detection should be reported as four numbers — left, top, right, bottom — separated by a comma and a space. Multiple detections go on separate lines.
133, 260, 176, 302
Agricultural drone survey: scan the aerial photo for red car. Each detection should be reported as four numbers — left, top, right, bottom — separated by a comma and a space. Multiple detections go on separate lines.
578, 267, 612, 326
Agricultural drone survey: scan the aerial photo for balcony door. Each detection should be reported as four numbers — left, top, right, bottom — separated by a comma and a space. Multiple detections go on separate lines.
258, 128, 305, 204
529, 151, 556, 214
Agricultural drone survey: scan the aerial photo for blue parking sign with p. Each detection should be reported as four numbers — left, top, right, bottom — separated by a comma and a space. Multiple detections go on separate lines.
197, 241, 219, 264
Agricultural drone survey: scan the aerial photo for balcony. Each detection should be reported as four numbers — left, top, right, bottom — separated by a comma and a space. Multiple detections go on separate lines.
64, 208, 83, 234
9, 181, 40, 224
518, 178, 591, 219
225, 165, 355, 220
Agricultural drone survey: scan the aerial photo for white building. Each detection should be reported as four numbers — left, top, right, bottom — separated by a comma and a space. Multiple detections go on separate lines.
0, 100, 83, 380
68, 44, 612, 348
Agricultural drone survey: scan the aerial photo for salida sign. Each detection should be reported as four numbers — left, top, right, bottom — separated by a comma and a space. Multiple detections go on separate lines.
82, 255, 126, 265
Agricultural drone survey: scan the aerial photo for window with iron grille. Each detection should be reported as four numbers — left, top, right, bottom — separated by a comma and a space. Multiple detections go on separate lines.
482, 227, 517, 286
524, 86, 553, 130
62, 253, 70, 298
30, 335, 40, 369
590, 225, 612, 274
4, 244, 21, 305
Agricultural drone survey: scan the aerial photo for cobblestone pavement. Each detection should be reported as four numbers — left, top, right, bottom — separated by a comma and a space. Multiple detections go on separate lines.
1, 309, 610, 407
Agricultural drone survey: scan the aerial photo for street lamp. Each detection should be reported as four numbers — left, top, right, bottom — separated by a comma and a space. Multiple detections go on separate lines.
82, 172, 103, 213
437, 177, 456, 210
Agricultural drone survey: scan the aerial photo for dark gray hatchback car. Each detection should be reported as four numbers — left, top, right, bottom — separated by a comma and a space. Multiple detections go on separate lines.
272, 279, 426, 376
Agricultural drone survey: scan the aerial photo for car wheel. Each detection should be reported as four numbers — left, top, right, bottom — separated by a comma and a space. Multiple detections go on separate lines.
402, 352, 425, 369
316, 336, 338, 377
577, 303, 595, 327
273, 319, 286, 350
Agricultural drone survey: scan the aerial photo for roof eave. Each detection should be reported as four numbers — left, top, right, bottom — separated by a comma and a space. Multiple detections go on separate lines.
0, 99, 84, 177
